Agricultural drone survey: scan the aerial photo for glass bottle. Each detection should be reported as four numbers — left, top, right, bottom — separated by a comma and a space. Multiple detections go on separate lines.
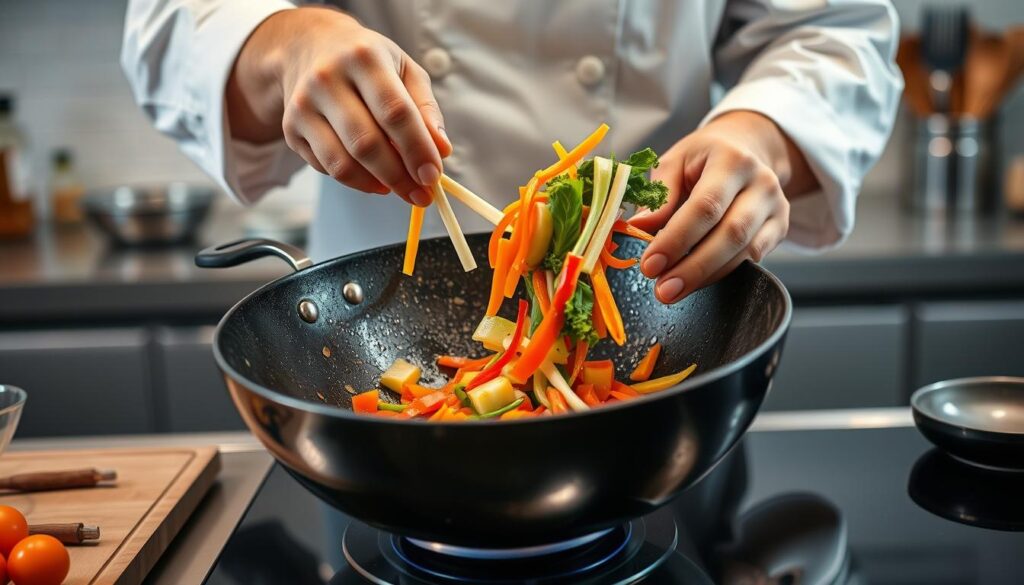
0, 94, 34, 239
50, 148, 85, 225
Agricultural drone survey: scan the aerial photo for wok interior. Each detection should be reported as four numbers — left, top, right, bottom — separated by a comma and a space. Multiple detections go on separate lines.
216, 234, 787, 411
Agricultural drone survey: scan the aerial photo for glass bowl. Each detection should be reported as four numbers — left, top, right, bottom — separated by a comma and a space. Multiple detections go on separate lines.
0, 385, 26, 455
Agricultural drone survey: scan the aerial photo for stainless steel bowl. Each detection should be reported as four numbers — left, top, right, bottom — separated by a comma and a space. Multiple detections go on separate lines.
83, 183, 215, 246
911, 376, 1024, 470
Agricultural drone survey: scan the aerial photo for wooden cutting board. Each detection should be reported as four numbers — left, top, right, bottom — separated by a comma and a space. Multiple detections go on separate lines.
0, 447, 220, 585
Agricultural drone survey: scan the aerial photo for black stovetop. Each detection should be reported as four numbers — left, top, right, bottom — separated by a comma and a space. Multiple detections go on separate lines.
203, 426, 1024, 584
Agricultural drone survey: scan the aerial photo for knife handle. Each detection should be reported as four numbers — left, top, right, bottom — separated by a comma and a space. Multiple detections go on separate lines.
0, 469, 117, 492
29, 523, 100, 545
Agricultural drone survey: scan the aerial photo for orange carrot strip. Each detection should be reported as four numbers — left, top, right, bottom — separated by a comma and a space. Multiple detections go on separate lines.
591, 263, 626, 346
609, 390, 638, 402
630, 342, 662, 382
547, 387, 569, 414
532, 270, 551, 316
487, 238, 515, 316
536, 124, 609, 184
601, 240, 638, 270
504, 180, 539, 297
489, 203, 520, 266
592, 297, 608, 339
437, 354, 493, 370
402, 205, 426, 276
552, 140, 578, 179
575, 383, 600, 407
613, 220, 654, 242
568, 340, 589, 385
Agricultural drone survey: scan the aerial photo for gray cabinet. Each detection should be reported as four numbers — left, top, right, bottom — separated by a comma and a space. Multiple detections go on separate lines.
0, 328, 155, 436
765, 306, 908, 411
153, 326, 244, 432
914, 301, 1024, 388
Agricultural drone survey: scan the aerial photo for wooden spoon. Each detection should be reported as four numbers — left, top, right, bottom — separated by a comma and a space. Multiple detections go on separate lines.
963, 31, 1011, 119
897, 35, 933, 116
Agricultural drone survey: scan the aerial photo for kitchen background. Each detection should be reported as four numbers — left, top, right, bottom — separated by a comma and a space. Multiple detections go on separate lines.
1, 0, 1023, 437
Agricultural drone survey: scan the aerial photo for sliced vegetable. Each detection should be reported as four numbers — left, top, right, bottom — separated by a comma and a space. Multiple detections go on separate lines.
632, 363, 697, 394
572, 157, 612, 258
630, 342, 662, 382
547, 387, 569, 414
613, 220, 654, 242
582, 360, 614, 395
377, 401, 406, 413
467, 300, 529, 391
403, 383, 436, 400
381, 359, 421, 393
487, 237, 516, 315
489, 204, 520, 266
609, 390, 638, 401
536, 123, 609, 184
403, 205, 426, 276
454, 385, 471, 407
467, 376, 516, 414
473, 315, 516, 351
431, 182, 477, 272
404, 390, 448, 417
582, 162, 632, 274
440, 173, 503, 225
575, 383, 600, 407
551, 140, 577, 179
352, 390, 379, 414
543, 177, 583, 272
532, 371, 551, 409
563, 281, 598, 345
526, 203, 553, 268
531, 270, 551, 316
591, 263, 625, 346
437, 354, 493, 370
539, 360, 590, 411
476, 397, 525, 419
601, 241, 638, 270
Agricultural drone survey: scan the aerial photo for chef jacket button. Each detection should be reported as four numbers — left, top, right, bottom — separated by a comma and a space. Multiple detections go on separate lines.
423, 47, 452, 78
575, 55, 606, 86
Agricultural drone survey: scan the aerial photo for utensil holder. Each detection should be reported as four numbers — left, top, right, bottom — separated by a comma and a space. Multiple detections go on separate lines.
911, 114, 996, 214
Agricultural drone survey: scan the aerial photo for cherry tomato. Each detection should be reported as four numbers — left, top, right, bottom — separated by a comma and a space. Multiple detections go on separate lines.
7, 535, 69, 585
0, 553, 8, 584
0, 506, 28, 557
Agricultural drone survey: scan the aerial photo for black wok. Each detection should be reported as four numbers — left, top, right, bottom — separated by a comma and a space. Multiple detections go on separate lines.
196, 233, 791, 548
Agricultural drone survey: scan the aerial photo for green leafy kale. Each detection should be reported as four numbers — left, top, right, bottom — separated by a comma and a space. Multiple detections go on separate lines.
562, 281, 598, 346
575, 148, 669, 211
542, 176, 583, 273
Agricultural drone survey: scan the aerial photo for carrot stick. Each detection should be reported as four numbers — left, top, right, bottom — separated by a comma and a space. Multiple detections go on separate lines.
487, 238, 515, 316
532, 270, 551, 315
592, 299, 608, 339
536, 124, 609, 184
629, 342, 662, 382
613, 220, 654, 242
552, 140, 577, 179
402, 205, 426, 276
632, 364, 697, 394
601, 240, 638, 270
489, 205, 520, 267
547, 387, 568, 414
568, 339, 588, 385
504, 180, 539, 297
591, 263, 625, 346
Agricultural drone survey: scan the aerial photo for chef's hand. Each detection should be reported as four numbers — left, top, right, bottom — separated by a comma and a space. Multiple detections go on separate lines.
227, 6, 450, 206
629, 111, 818, 304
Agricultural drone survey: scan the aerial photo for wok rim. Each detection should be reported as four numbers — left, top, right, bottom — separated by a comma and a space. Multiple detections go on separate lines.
211, 234, 792, 426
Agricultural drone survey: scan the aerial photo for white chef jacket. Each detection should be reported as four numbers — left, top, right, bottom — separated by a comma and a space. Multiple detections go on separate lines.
121, 0, 902, 263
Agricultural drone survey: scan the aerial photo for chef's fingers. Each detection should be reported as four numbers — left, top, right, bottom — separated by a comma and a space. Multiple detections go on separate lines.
345, 47, 444, 189
703, 217, 790, 286
652, 176, 785, 304
402, 57, 452, 158
299, 115, 390, 194
639, 151, 751, 279
308, 84, 431, 206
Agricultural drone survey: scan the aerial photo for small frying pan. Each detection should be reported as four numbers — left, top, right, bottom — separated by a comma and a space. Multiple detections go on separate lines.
911, 376, 1024, 471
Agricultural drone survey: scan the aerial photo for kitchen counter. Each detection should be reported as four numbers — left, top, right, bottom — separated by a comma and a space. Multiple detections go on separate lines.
2, 195, 1024, 322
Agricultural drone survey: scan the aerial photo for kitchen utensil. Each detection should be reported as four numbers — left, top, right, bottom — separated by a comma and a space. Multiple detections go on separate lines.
911, 376, 1024, 470
922, 6, 969, 114
908, 448, 1024, 531
0, 446, 219, 585
897, 36, 934, 116
963, 32, 1011, 119
911, 114, 993, 214
29, 523, 101, 545
195, 233, 791, 548
0, 467, 116, 492
82, 183, 214, 246
0, 385, 26, 455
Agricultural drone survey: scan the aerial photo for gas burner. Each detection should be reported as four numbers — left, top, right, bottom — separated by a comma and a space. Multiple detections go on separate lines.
336, 509, 714, 584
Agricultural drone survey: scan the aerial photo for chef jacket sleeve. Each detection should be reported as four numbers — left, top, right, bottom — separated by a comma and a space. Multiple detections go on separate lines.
121, 0, 303, 204
706, 0, 903, 250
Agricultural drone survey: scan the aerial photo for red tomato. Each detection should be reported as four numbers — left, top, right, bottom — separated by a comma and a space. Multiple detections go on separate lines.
0, 506, 28, 557
7, 535, 69, 585
0, 553, 8, 584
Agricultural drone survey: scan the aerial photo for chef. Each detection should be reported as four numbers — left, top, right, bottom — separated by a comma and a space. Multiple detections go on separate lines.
121, 0, 901, 304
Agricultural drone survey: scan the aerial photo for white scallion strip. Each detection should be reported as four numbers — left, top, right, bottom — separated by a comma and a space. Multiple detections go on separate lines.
431, 182, 477, 272
581, 162, 632, 273
503, 334, 589, 412
572, 157, 612, 257
533, 371, 552, 409
440, 174, 504, 225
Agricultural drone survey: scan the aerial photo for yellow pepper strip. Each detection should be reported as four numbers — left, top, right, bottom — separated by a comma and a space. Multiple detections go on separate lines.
631, 364, 697, 394
552, 141, 577, 179
536, 123, 609, 184
402, 205, 427, 276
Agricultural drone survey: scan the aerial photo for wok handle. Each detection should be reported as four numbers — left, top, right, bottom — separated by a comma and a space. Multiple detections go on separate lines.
195, 238, 313, 272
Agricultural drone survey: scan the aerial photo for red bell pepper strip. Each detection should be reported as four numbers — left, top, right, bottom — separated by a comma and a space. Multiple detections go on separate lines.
465, 299, 529, 391
508, 254, 584, 383
403, 390, 448, 418
352, 390, 379, 414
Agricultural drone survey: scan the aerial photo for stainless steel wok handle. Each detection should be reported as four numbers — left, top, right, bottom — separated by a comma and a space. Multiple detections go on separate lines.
195, 238, 313, 272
